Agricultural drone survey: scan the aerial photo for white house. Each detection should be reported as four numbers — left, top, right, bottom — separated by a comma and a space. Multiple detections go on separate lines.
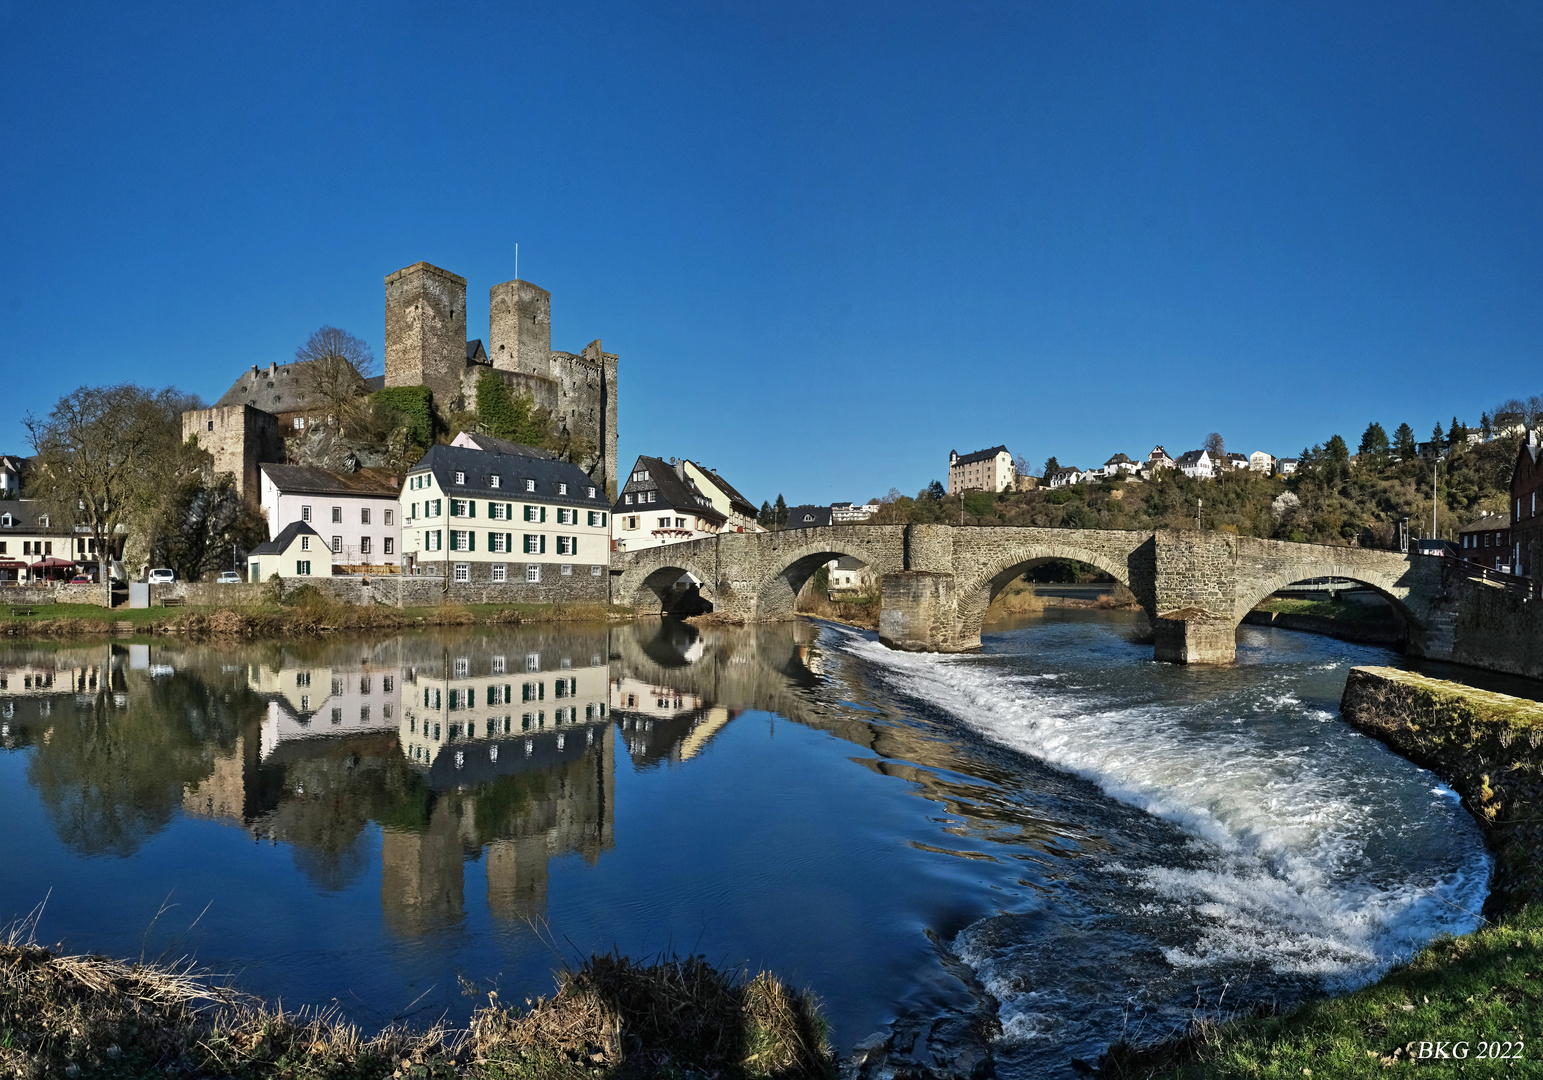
0, 455, 22, 497
1174, 449, 1215, 479
260, 464, 402, 568
948, 446, 1014, 494
612, 456, 727, 551
829, 501, 882, 523
1144, 446, 1176, 475
400, 442, 611, 585
1102, 453, 1140, 478
1224, 453, 1249, 472
1277, 458, 1299, 476
248, 521, 332, 581
681, 460, 763, 533
1048, 467, 1084, 488
1249, 451, 1276, 474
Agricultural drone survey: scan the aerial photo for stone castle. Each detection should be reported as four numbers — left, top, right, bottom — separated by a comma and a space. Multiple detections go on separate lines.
184, 260, 618, 503
384, 262, 618, 495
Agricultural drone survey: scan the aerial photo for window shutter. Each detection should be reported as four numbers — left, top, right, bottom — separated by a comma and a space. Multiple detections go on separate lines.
468, 531, 475, 552
601, 512, 607, 527
540, 534, 546, 554
507, 503, 513, 520
486, 686, 495, 706
506, 532, 512, 552
541, 506, 547, 523
470, 501, 476, 518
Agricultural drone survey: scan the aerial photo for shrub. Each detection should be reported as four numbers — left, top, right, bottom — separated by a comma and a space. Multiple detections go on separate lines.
371, 385, 435, 448
962, 490, 997, 517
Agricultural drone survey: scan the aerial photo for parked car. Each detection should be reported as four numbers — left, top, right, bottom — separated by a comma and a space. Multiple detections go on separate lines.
147, 568, 175, 584
68, 575, 92, 584
216, 571, 242, 584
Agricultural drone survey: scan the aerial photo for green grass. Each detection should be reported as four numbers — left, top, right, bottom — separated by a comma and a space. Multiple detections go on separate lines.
1105, 906, 1542, 1078
1255, 597, 1399, 624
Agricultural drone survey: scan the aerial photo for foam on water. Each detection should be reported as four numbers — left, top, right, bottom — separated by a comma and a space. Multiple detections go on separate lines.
835, 628, 1491, 1046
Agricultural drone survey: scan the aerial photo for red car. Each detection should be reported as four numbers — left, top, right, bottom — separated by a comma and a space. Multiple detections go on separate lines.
68, 575, 93, 584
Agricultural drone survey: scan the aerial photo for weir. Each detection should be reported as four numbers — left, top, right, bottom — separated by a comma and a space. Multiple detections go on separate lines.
612, 524, 1457, 664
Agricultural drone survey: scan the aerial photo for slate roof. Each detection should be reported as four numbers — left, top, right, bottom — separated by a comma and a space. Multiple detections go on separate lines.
783, 504, 832, 529
252, 521, 322, 556
613, 456, 726, 524
408, 444, 603, 509
951, 445, 1010, 466
832, 555, 867, 570
215, 359, 367, 414
259, 464, 402, 498
467, 339, 486, 362
1103, 453, 1135, 466
684, 460, 757, 516
1174, 450, 1209, 467
454, 431, 555, 459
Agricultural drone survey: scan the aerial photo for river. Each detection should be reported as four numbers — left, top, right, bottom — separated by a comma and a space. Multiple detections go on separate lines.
0, 610, 1491, 1077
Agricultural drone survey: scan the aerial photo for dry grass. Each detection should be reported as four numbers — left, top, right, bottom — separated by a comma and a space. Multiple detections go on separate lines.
0, 933, 831, 1080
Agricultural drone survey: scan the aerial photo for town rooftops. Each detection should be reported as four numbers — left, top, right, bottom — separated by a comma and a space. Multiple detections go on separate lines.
951, 445, 1010, 466
783, 504, 833, 529
684, 460, 757, 516
832, 555, 866, 570
1457, 517, 1509, 536
1104, 453, 1135, 466
614, 456, 726, 523
407, 444, 603, 508
214, 358, 367, 415
259, 463, 401, 498
1174, 450, 1209, 466
251, 520, 322, 556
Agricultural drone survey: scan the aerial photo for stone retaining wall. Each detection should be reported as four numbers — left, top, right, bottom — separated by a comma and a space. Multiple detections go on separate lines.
1, 584, 111, 607
1445, 577, 1543, 681
154, 572, 608, 609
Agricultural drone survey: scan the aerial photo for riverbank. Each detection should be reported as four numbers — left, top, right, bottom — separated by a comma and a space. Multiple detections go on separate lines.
0, 593, 636, 639
1100, 666, 1543, 1079
1242, 598, 1406, 647
0, 942, 834, 1080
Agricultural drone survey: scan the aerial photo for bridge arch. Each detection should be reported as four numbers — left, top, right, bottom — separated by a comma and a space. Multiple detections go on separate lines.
952, 537, 1156, 646
616, 556, 721, 616
747, 536, 899, 620
1229, 561, 1427, 644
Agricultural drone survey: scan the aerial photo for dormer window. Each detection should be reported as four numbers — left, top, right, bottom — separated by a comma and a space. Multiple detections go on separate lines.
0, 514, 10, 527
490, 475, 501, 489
557, 482, 568, 495
37, 516, 48, 528
624, 494, 632, 505
455, 472, 466, 485
524, 479, 536, 493
587, 486, 596, 498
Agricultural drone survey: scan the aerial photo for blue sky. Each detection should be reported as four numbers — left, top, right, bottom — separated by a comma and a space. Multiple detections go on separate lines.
1, 1, 1539, 505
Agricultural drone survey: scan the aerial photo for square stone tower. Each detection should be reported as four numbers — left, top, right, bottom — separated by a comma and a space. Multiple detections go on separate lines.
384, 262, 467, 406
180, 404, 281, 506
488, 279, 552, 377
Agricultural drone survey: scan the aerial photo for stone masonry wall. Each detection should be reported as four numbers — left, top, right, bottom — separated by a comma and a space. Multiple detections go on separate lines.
385, 262, 468, 407
1446, 577, 1543, 681
3, 584, 110, 607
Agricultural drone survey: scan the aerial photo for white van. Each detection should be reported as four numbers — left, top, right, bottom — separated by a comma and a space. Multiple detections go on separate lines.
147, 568, 175, 584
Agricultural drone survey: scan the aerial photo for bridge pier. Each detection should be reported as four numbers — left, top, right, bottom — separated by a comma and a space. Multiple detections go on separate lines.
879, 572, 974, 652
1152, 609, 1237, 664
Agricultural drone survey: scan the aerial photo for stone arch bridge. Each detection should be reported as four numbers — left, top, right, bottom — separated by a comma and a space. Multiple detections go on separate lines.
610, 525, 1447, 663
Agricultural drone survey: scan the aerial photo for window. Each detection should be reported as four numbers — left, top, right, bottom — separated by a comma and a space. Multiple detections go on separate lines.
450, 499, 469, 516
556, 536, 576, 555
301, 505, 312, 522
556, 508, 572, 525
587, 486, 596, 498
490, 475, 501, 488
658, 517, 670, 528
591, 564, 602, 576
360, 536, 371, 555
526, 564, 540, 582
425, 530, 442, 551
206, 420, 214, 431
332, 506, 342, 523
523, 505, 544, 522
492, 564, 507, 582
523, 533, 544, 554
455, 471, 466, 485
526, 653, 541, 672
675, 518, 686, 528
561, 563, 573, 576
332, 536, 342, 553
490, 532, 508, 553
454, 563, 470, 582
295, 671, 311, 687
383, 675, 394, 692
300, 695, 310, 710
361, 508, 371, 525
647, 491, 656, 503
558, 482, 568, 495
624, 494, 632, 505
384, 509, 393, 526
588, 511, 606, 527
524, 479, 536, 492
627, 516, 638, 529
301, 535, 311, 551
427, 499, 442, 517
383, 537, 393, 555
450, 530, 472, 551
332, 708, 342, 724
296, 560, 312, 575
453, 658, 468, 677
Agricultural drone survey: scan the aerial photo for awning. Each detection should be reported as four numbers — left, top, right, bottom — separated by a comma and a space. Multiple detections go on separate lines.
29, 557, 77, 569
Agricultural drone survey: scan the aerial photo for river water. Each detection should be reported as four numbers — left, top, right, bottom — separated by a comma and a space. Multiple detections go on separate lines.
0, 612, 1491, 1077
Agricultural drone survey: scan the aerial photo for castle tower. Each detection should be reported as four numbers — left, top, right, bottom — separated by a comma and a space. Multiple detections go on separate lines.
180, 404, 281, 506
384, 262, 467, 406
488, 279, 552, 377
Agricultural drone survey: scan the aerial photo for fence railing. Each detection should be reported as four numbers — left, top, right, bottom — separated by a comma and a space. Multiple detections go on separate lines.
1437, 553, 1540, 600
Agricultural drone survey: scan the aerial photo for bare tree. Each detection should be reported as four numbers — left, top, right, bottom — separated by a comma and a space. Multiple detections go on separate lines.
1014, 453, 1033, 478
25, 385, 199, 593
1203, 432, 1226, 459
295, 326, 377, 418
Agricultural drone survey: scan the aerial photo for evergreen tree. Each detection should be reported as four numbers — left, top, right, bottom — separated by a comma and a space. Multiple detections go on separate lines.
1043, 455, 1060, 479
758, 500, 773, 527
926, 479, 946, 501
1481, 412, 1493, 440
1430, 422, 1445, 456
1392, 422, 1418, 460
1357, 421, 1389, 468
1448, 416, 1465, 447
773, 493, 787, 528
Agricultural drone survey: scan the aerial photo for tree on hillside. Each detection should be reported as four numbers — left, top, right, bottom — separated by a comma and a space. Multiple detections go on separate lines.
1481, 412, 1493, 440
1043, 455, 1060, 479
1448, 417, 1466, 448
758, 500, 774, 527
1392, 422, 1418, 460
25, 385, 199, 590
295, 326, 376, 419
1429, 422, 1445, 457
926, 479, 946, 501
773, 494, 788, 528
1014, 453, 1033, 479
1358, 422, 1390, 466
1204, 432, 1225, 458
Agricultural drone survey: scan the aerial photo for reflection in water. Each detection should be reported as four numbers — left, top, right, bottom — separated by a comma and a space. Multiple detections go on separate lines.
0, 617, 1493, 1077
